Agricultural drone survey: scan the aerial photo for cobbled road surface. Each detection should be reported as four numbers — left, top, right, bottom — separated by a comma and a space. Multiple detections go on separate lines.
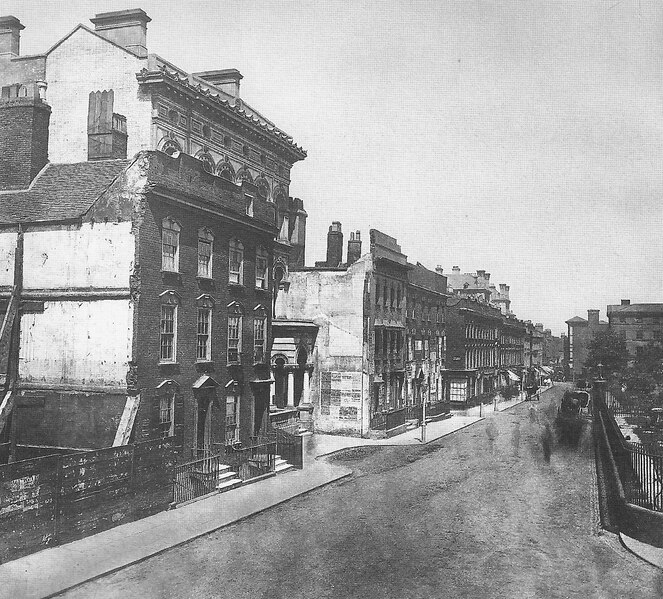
58, 384, 663, 599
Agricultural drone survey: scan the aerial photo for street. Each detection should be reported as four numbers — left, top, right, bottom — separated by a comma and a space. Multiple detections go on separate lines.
57, 385, 663, 599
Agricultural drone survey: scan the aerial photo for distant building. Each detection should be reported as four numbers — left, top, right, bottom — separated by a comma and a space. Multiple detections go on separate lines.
607, 300, 663, 359
444, 266, 512, 314
565, 309, 608, 380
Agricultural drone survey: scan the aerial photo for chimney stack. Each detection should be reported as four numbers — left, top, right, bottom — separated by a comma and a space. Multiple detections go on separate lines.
476, 269, 485, 279
195, 69, 243, 99
587, 309, 600, 327
621, 299, 630, 306
0, 84, 50, 190
326, 222, 343, 267
0, 15, 24, 58
347, 230, 362, 265
90, 9, 151, 58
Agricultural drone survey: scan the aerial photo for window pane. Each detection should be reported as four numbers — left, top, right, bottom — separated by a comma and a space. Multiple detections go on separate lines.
198, 239, 212, 277
160, 306, 176, 361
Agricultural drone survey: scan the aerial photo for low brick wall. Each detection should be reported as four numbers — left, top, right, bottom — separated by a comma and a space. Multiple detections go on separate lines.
0, 438, 175, 563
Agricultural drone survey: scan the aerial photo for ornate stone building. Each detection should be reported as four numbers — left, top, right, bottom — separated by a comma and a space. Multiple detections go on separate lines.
0, 9, 308, 459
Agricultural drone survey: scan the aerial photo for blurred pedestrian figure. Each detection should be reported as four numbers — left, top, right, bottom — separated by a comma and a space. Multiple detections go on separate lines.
529, 405, 538, 424
541, 423, 553, 464
511, 422, 521, 457
486, 419, 499, 454
578, 421, 592, 454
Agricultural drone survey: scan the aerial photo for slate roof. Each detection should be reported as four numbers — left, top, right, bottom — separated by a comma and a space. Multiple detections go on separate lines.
0, 159, 130, 224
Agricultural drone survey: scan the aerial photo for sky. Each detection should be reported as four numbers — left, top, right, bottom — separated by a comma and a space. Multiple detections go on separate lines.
4, 0, 663, 335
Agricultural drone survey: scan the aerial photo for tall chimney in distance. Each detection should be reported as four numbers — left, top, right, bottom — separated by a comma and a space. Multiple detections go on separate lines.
326, 222, 343, 267
347, 231, 362, 265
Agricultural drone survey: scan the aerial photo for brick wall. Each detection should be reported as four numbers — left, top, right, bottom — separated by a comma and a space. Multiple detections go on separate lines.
132, 194, 275, 453
0, 97, 50, 190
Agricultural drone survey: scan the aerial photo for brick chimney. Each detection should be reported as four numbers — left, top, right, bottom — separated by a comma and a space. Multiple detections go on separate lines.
452, 266, 460, 273
347, 231, 362, 265
0, 85, 50, 190
621, 299, 630, 306
587, 309, 600, 327
0, 15, 23, 58
326, 222, 343, 267
435, 266, 443, 275
194, 69, 243, 99
90, 9, 151, 58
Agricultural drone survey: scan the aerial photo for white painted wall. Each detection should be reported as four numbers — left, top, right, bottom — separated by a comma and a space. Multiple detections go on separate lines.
19, 299, 133, 387
23, 222, 133, 290
46, 28, 153, 163
0, 231, 17, 286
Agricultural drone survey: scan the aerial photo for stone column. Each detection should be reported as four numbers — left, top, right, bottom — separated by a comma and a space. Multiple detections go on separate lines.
287, 369, 295, 407
269, 369, 277, 411
302, 368, 311, 405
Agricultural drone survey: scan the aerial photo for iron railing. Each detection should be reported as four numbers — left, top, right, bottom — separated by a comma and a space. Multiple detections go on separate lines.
173, 452, 227, 505
370, 407, 406, 431
223, 441, 277, 480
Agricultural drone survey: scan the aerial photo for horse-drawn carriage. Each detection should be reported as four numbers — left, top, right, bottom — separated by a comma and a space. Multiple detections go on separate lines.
555, 389, 591, 446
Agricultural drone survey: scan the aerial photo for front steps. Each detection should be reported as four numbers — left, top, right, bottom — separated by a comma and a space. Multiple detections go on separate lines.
274, 455, 296, 474
216, 465, 242, 492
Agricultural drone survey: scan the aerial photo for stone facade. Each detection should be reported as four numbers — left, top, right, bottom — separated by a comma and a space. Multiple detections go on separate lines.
607, 300, 663, 359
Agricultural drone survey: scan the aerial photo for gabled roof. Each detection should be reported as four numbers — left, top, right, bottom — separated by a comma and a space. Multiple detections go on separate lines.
0, 159, 130, 224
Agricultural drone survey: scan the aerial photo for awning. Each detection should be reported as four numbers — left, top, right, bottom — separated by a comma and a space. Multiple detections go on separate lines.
507, 370, 521, 382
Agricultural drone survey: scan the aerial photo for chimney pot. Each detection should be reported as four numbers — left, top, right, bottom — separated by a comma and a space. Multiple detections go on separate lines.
621, 299, 630, 306
452, 266, 460, 272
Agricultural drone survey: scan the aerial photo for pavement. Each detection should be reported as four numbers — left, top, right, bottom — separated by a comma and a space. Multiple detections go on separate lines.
0, 385, 599, 599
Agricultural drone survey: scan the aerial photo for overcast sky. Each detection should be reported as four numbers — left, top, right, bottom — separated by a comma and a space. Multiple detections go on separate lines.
6, 0, 663, 335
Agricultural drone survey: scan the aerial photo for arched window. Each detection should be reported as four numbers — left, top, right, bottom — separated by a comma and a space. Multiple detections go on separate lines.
198, 228, 214, 278
237, 167, 253, 184
160, 138, 182, 157
256, 177, 270, 199
161, 217, 181, 272
255, 246, 268, 289
229, 239, 244, 284
197, 152, 215, 174
217, 161, 235, 181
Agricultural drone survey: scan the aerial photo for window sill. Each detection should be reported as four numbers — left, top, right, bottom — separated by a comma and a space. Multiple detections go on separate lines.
226, 362, 242, 367
195, 360, 213, 365
255, 285, 270, 292
161, 269, 180, 275
158, 360, 179, 366
196, 276, 214, 282
228, 283, 245, 290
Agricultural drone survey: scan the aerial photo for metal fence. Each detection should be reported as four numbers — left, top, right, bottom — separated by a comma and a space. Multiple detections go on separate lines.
370, 407, 406, 431
595, 393, 663, 514
224, 441, 277, 480
173, 452, 228, 505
